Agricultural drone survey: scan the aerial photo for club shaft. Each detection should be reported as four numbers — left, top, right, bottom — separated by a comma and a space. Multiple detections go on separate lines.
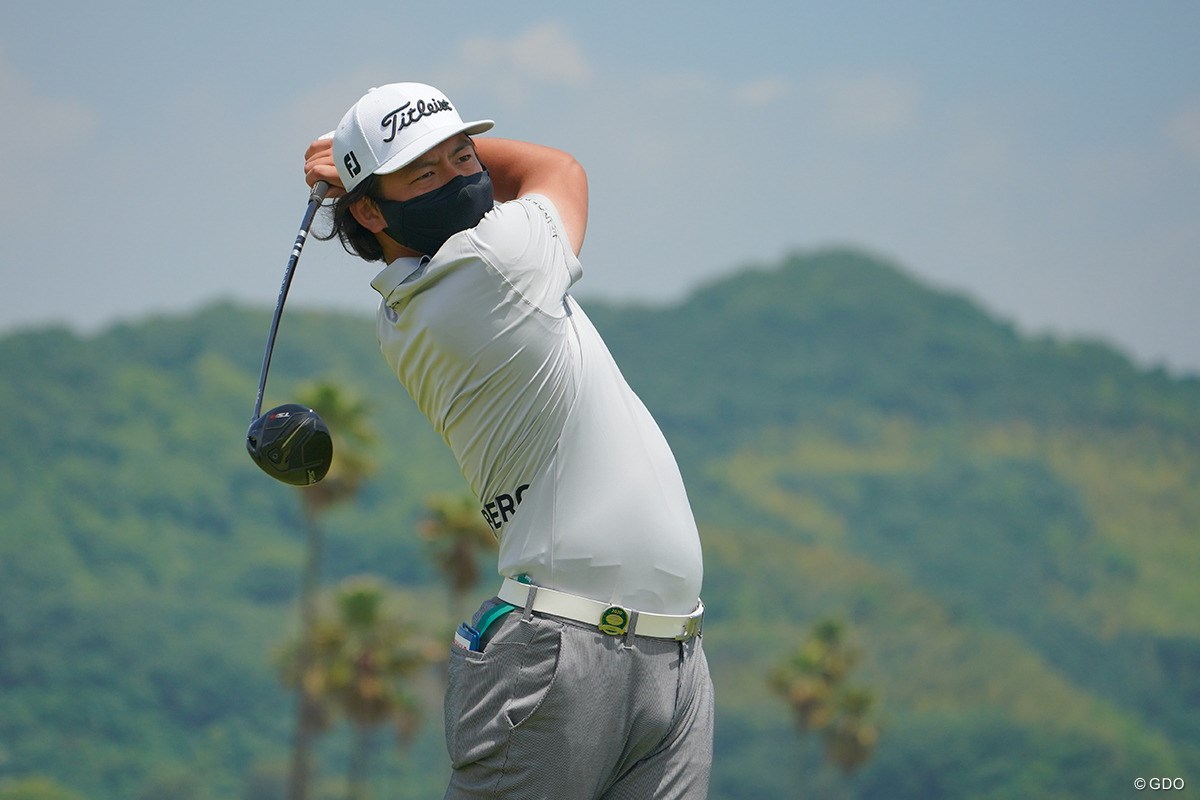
252, 181, 330, 420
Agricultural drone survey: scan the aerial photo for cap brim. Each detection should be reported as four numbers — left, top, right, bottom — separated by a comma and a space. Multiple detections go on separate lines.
374, 119, 495, 177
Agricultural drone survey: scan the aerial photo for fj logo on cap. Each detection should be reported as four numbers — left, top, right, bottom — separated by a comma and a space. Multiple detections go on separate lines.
380, 98, 454, 143
344, 151, 362, 178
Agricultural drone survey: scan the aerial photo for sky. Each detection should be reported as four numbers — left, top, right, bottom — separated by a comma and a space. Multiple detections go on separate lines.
3, 1, 1199, 375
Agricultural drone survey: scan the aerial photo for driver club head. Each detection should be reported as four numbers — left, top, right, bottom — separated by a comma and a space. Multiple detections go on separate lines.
246, 403, 333, 486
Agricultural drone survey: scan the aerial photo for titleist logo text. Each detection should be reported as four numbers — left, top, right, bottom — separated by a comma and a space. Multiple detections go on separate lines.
380, 98, 454, 143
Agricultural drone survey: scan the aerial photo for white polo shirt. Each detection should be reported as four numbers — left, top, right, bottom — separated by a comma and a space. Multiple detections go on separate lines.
370, 194, 703, 614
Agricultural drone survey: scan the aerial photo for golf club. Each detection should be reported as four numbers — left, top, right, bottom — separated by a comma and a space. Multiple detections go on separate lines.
246, 179, 335, 486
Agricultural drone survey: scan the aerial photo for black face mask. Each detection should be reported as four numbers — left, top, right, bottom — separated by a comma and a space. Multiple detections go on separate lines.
376, 170, 495, 256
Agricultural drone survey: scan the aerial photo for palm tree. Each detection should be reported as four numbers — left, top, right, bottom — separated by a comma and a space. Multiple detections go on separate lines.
769, 618, 880, 775
418, 492, 498, 623
823, 687, 878, 774
309, 577, 439, 800
285, 381, 377, 800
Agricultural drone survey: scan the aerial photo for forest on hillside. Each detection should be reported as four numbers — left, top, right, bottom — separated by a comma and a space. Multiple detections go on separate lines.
1, 250, 1197, 799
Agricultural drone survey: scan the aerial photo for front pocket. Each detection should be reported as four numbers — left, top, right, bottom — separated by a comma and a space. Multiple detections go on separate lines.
443, 616, 562, 767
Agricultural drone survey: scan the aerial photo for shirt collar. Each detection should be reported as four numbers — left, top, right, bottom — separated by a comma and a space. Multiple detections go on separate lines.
370, 256, 427, 300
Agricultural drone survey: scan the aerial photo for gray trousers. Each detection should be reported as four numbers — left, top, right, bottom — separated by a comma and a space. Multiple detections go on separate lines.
444, 599, 714, 799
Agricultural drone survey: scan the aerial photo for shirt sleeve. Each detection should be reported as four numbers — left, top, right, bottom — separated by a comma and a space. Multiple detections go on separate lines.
520, 193, 584, 286
457, 194, 584, 316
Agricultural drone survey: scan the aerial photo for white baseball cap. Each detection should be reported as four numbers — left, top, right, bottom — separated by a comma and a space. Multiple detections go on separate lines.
332, 82, 494, 192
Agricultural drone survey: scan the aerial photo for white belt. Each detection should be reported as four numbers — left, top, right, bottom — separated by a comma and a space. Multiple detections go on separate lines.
498, 578, 704, 641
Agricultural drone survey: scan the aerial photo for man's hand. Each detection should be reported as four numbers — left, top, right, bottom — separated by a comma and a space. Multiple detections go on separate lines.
304, 135, 345, 198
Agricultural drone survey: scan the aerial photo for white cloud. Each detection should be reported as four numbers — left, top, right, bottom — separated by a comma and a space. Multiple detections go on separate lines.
0, 54, 95, 207
508, 22, 593, 86
448, 21, 594, 105
1166, 101, 1200, 169
806, 71, 920, 137
735, 77, 790, 108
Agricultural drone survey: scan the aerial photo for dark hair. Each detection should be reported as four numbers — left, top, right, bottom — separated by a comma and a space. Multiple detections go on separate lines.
314, 173, 386, 262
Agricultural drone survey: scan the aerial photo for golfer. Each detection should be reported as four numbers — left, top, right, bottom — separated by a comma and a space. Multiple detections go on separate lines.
304, 82, 713, 799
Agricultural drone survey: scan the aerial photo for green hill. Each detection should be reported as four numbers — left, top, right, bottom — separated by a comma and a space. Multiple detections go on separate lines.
1, 249, 1197, 799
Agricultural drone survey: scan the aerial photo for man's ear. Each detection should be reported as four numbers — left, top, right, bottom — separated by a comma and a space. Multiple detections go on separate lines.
349, 197, 387, 233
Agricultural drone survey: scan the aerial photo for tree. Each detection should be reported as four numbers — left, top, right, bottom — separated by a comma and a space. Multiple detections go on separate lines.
286, 381, 377, 800
279, 577, 439, 800
418, 492, 498, 622
0, 777, 85, 800
769, 618, 880, 775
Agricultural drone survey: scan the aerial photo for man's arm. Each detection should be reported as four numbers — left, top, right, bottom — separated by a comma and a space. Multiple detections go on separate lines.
473, 137, 588, 257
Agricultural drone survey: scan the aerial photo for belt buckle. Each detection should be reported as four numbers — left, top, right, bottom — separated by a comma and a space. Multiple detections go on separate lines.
598, 605, 630, 636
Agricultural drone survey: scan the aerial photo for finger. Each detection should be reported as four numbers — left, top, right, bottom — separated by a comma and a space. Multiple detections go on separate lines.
305, 163, 345, 197
303, 132, 336, 160
303, 132, 343, 196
